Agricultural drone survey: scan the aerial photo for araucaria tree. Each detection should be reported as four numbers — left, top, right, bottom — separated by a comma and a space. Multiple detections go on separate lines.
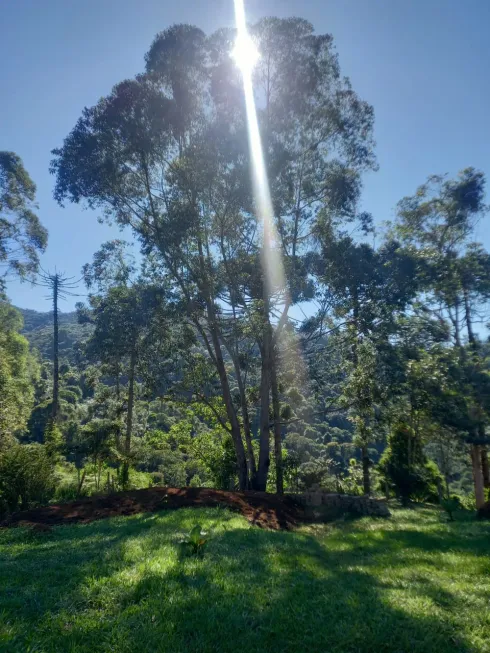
51, 19, 375, 491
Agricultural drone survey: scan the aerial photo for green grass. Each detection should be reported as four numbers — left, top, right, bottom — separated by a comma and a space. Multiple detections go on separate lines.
0, 506, 489, 652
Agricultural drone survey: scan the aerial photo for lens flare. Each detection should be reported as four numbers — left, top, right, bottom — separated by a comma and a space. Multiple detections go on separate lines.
232, 0, 285, 297
233, 0, 313, 484
231, 32, 259, 74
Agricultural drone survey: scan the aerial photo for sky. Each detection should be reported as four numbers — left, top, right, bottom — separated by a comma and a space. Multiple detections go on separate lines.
2, 0, 490, 311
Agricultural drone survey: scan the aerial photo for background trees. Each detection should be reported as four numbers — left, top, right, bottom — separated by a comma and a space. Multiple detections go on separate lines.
0, 152, 47, 293
0, 302, 39, 449
1, 16, 489, 515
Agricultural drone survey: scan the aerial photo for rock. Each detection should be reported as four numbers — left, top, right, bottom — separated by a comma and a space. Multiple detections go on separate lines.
288, 492, 390, 520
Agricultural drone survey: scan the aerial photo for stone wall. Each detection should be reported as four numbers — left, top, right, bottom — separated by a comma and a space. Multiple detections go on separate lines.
288, 492, 390, 520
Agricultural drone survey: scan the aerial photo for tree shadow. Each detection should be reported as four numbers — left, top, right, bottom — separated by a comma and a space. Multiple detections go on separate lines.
1, 507, 484, 652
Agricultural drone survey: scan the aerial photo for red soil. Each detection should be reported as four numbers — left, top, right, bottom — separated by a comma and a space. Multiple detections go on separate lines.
1, 487, 304, 531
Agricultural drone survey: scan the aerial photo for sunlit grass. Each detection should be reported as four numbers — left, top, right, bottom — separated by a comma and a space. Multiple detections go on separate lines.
0, 506, 489, 652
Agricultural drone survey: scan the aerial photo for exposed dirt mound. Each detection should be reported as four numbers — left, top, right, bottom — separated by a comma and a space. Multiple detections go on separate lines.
1, 487, 304, 531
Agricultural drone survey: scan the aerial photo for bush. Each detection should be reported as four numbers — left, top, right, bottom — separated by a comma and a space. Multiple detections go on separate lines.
441, 496, 460, 521
0, 444, 57, 516
54, 482, 89, 502
295, 460, 334, 491
150, 471, 164, 486
189, 474, 203, 488
378, 423, 442, 505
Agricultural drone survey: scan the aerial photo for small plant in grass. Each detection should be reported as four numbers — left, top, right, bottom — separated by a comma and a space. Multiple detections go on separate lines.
179, 524, 208, 558
441, 496, 461, 521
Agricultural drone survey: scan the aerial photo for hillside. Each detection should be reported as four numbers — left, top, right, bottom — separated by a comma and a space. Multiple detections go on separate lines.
17, 307, 92, 364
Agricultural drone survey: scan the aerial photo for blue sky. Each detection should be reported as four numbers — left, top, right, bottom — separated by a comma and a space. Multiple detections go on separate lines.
2, 0, 490, 311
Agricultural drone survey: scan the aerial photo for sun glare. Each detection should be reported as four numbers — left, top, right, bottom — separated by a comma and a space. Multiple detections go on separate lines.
232, 32, 259, 74
232, 0, 284, 295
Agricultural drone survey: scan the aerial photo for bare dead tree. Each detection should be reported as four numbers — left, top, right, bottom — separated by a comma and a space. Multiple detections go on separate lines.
35, 269, 81, 421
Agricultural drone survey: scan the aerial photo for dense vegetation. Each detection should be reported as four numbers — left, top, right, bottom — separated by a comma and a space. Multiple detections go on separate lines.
1, 506, 489, 652
1, 16, 490, 517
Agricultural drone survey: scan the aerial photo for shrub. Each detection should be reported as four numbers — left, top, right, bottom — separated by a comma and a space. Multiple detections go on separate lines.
378, 423, 442, 505
54, 482, 89, 502
189, 474, 203, 488
179, 524, 208, 558
0, 444, 57, 516
295, 460, 334, 491
150, 471, 164, 486
441, 496, 460, 521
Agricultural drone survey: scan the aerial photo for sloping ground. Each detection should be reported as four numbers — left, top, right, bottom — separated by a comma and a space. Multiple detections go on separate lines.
1, 487, 304, 530
1, 507, 489, 652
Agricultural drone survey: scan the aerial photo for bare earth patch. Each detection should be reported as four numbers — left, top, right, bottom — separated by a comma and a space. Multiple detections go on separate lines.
1, 487, 305, 530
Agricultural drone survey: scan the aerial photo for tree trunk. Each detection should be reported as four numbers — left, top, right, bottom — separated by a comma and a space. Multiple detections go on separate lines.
255, 328, 271, 492
361, 443, 370, 495
208, 322, 248, 490
229, 349, 256, 482
470, 444, 485, 509
122, 345, 137, 489
463, 286, 476, 348
462, 290, 487, 507
198, 238, 249, 491
481, 448, 490, 489
52, 275, 59, 421
271, 346, 284, 495
77, 469, 86, 497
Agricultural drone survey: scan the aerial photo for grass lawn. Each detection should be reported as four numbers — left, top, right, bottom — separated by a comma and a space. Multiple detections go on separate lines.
0, 505, 489, 652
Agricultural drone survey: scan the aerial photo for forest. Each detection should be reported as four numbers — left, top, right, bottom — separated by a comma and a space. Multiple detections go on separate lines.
3, 11, 490, 652
2, 17, 490, 516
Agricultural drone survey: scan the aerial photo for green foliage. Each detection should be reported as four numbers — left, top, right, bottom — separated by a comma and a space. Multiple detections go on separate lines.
0, 302, 39, 446
0, 444, 56, 516
379, 424, 442, 504
54, 483, 88, 502
440, 496, 461, 521
44, 421, 63, 459
0, 151, 48, 290
179, 523, 208, 558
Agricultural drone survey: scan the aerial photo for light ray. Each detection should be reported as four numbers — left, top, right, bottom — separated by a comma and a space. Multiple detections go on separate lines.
232, 1, 314, 474
232, 0, 285, 298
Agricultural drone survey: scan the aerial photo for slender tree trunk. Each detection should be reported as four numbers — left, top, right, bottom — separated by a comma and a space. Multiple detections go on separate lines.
52, 275, 59, 421
115, 362, 122, 481
271, 345, 284, 494
77, 469, 86, 497
255, 248, 274, 491
229, 349, 256, 481
439, 440, 451, 498
352, 291, 371, 496
361, 443, 370, 495
481, 448, 490, 489
470, 443, 485, 509
463, 287, 476, 348
198, 238, 248, 490
122, 345, 136, 489
256, 320, 271, 492
460, 287, 488, 508
208, 321, 248, 490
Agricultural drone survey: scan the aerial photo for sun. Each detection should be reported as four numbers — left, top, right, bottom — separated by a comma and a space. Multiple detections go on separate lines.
232, 31, 259, 75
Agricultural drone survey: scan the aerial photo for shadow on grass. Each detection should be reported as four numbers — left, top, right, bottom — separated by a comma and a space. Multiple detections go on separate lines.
0, 507, 486, 652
